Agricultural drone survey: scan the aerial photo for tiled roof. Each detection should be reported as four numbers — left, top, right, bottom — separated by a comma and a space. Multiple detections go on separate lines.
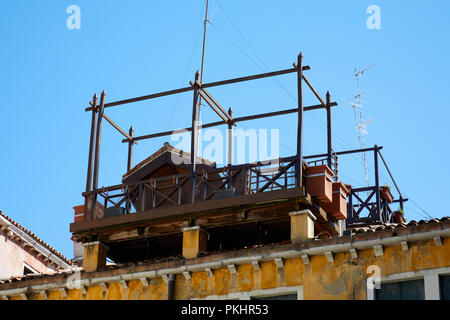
348, 217, 450, 234
1, 217, 449, 286
122, 142, 216, 179
0, 211, 71, 266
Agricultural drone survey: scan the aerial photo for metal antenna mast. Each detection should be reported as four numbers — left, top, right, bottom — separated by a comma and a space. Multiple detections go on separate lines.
198, 0, 210, 108
194, 0, 210, 161
351, 64, 374, 187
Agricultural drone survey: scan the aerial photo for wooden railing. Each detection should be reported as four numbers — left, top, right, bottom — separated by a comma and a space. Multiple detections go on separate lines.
347, 186, 403, 225
84, 156, 303, 218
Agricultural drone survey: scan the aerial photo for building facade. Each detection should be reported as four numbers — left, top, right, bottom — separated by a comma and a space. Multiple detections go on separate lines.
0, 212, 71, 281
0, 215, 449, 300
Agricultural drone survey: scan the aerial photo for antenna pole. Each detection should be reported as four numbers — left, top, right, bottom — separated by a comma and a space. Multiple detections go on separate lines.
199, 0, 209, 108
352, 65, 374, 187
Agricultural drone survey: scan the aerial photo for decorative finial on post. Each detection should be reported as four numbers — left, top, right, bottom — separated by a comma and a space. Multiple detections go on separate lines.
91, 93, 98, 110
227, 108, 234, 168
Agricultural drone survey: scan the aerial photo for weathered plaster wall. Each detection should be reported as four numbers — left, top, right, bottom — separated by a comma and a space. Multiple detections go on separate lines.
0, 229, 56, 280
7, 237, 449, 300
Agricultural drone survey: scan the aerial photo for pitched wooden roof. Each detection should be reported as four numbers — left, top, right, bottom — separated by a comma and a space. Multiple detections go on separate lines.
122, 142, 216, 184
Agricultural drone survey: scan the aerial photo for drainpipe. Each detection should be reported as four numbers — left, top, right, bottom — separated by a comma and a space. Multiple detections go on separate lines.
168, 274, 175, 300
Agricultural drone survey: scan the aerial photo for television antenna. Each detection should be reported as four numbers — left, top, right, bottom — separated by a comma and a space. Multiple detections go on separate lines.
350, 64, 374, 187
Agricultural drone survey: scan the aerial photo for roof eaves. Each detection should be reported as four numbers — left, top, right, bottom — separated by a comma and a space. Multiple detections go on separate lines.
0, 211, 72, 268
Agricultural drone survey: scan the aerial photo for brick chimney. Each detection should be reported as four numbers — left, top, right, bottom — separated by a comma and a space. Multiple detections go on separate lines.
72, 205, 85, 266
73, 205, 85, 223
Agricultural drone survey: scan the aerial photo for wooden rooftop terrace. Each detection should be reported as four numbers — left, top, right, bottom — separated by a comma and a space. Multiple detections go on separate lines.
70, 53, 407, 261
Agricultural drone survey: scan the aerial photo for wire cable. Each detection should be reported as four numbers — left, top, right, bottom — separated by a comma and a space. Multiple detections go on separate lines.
165, 1, 206, 130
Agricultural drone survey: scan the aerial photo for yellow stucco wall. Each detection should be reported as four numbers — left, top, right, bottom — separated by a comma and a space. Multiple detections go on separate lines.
12, 237, 450, 300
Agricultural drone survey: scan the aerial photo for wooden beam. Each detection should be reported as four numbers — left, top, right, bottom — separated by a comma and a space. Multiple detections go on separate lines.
121, 102, 338, 143
197, 89, 229, 122
202, 66, 310, 89
85, 86, 194, 111
302, 74, 326, 107
102, 113, 136, 144
85, 66, 310, 111
304, 146, 383, 160
197, 84, 233, 122
71, 187, 307, 234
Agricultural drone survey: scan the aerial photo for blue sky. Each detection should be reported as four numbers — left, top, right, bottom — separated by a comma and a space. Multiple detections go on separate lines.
1, 1, 449, 259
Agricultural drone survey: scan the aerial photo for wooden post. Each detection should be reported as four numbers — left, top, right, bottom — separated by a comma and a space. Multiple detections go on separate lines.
326, 91, 332, 169
348, 189, 353, 224
190, 71, 200, 204
296, 52, 304, 188
227, 108, 233, 167
91, 90, 106, 220
84, 93, 98, 221
126, 126, 134, 213
227, 108, 234, 189
139, 184, 145, 212
374, 145, 381, 222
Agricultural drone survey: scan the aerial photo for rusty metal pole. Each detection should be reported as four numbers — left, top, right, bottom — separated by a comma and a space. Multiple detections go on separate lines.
127, 126, 134, 172
91, 90, 106, 220
126, 126, 134, 213
190, 72, 200, 204
374, 145, 381, 222
296, 53, 304, 188
227, 108, 233, 189
227, 108, 233, 167
326, 91, 332, 170
84, 93, 98, 221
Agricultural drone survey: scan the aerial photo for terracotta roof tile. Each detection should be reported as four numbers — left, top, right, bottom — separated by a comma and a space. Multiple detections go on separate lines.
0, 211, 71, 266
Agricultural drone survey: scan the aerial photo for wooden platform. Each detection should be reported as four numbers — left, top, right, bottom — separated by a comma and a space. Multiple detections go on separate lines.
71, 187, 338, 244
